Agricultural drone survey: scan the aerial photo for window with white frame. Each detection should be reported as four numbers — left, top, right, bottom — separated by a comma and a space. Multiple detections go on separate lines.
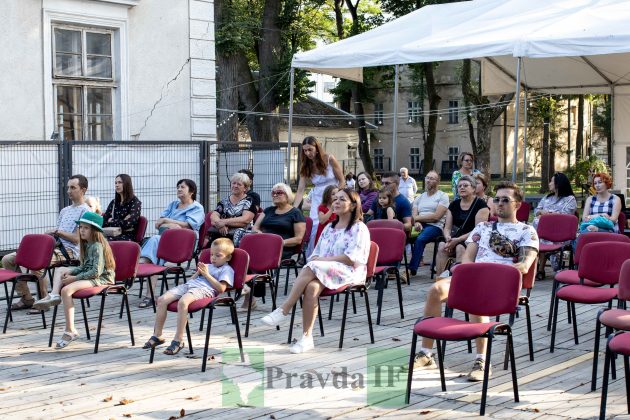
410, 147, 421, 171
374, 148, 384, 170
53, 25, 115, 141
374, 103, 384, 126
448, 100, 459, 124
448, 146, 459, 162
407, 101, 422, 124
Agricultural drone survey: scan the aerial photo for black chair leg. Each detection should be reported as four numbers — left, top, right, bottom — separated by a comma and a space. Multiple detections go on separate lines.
245, 281, 254, 338
405, 332, 418, 404
149, 280, 157, 313
436, 339, 446, 392
37, 284, 47, 329
592, 317, 603, 391
199, 308, 206, 332
201, 305, 214, 372
48, 304, 59, 347
3, 281, 17, 333
571, 302, 579, 344
479, 335, 494, 416
80, 299, 90, 340
363, 290, 374, 344
328, 295, 334, 320
317, 304, 324, 337
124, 293, 134, 346
3, 282, 12, 323
395, 272, 404, 320
508, 329, 520, 403
550, 295, 560, 353
376, 276, 384, 325
93, 294, 107, 353
525, 303, 534, 361
351, 292, 357, 315
600, 341, 612, 420
288, 302, 298, 344
547, 279, 558, 331
338, 292, 349, 349
186, 320, 194, 355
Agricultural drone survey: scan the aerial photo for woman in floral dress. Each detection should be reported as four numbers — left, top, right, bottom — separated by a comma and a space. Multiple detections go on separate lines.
261, 188, 370, 354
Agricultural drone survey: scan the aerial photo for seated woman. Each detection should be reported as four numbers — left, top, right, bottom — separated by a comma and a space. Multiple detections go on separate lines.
356, 172, 378, 213
473, 172, 496, 217
581, 172, 621, 233
533, 172, 577, 274
260, 188, 370, 354
435, 175, 489, 275
102, 174, 142, 241
138, 179, 205, 308
209, 172, 256, 247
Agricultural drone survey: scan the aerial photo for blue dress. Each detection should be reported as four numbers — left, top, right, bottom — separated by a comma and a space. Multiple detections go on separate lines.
140, 200, 205, 264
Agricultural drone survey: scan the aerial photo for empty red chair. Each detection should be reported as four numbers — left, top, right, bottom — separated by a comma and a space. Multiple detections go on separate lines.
134, 216, 148, 244
47, 241, 140, 353
536, 213, 578, 280
516, 200, 531, 223
276, 216, 313, 297
405, 263, 522, 415
600, 331, 630, 419
149, 248, 250, 372
1, 234, 56, 333
367, 227, 406, 325
367, 219, 411, 282
136, 229, 197, 312
550, 242, 630, 352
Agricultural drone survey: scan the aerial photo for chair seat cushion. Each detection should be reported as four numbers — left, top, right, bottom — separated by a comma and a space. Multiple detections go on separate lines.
137, 263, 167, 277
73, 286, 109, 298
609, 333, 630, 355
556, 285, 618, 304
0, 269, 18, 283
167, 296, 218, 313
554, 270, 601, 286
599, 309, 630, 330
320, 285, 350, 296
539, 243, 563, 253
414, 317, 502, 340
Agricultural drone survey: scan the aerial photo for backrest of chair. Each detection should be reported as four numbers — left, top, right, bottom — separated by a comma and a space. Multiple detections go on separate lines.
619, 212, 627, 233
229, 248, 250, 290
367, 219, 405, 231
134, 216, 148, 244
156, 229, 197, 263
516, 201, 531, 223
197, 222, 208, 251
302, 216, 314, 246
522, 257, 538, 291
15, 234, 56, 271
110, 241, 140, 282
536, 214, 578, 243
578, 242, 630, 285
574, 232, 630, 265
618, 260, 630, 301
447, 263, 521, 317
366, 241, 379, 278
239, 233, 283, 273
199, 248, 211, 265
368, 227, 405, 265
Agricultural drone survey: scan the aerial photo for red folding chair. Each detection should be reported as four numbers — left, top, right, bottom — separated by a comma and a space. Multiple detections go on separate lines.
149, 248, 250, 372
276, 216, 313, 297
287, 241, 379, 349
239, 233, 283, 337
512, 258, 539, 362
600, 331, 630, 419
367, 227, 406, 325
367, 219, 411, 282
550, 242, 630, 352
516, 200, 531, 223
1, 234, 56, 333
136, 229, 197, 312
405, 263, 521, 415
536, 213, 578, 280
47, 241, 140, 353
592, 259, 630, 391
134, 216, 148, 244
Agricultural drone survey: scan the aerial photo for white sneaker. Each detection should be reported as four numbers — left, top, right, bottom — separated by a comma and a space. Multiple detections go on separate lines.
261, 308, 288, 327
289, 333, 314, 354
33, 294, 58, 311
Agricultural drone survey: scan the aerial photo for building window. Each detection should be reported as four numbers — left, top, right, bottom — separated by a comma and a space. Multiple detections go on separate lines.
374, 148, 384, 170
448, 146, 459, 162
448, 100, 459, 124
53, 26, 115, 141
410, 147, 421, 171
323, 81, 336, 93
374, 103, 384, 126
407, 101, 422, 124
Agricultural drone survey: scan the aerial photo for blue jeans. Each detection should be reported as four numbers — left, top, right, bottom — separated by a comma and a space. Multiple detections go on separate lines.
409, 225, 443, 271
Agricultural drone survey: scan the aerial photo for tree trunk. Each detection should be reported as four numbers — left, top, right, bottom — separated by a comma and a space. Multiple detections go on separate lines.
540, 115, 550, 193
235, 55, 265, 142
351, 83, 375, 177
214, 0, 239, 142
423, 62, 440, 174
577, 95, 584, 160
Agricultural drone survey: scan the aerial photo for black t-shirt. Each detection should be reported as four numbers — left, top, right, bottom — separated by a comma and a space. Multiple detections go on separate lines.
248, 191, 261, 211
260, 206, 306, 258
448, 198, 488, 236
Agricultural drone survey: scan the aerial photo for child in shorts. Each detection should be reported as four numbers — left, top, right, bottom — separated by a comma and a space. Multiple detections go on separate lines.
142, 238, 235, 355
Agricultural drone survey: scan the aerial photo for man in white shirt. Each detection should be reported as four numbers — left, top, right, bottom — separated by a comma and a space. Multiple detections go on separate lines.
399, 167, 417, 203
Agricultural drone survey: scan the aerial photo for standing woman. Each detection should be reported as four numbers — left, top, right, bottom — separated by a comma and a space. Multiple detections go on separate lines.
473, 172, 496, 217
356, 172, 378, 214
293, 137, 345, 253
102, 174, 142, 241
451, 152, 480, 199
581, 172, 622, 232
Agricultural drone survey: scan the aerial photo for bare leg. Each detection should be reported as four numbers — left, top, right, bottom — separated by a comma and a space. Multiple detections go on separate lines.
173, 293, 197, 342
61, 280, 94, 333
469, 314, 489, 354
454, 244, 466, 265
434, 242, 452, 275
279, 267, 318, 314
301, 280, 324, 335
139, 257, 156, 300
421, 278, 451, 349
51, 267, 72, 296
153, 291, 179, 338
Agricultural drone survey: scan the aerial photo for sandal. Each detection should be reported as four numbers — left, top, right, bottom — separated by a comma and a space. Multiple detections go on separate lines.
163, 340, 185, 355
55, 331, 80, 349
143, 335, 166, 349
138, 297, 154, 309
11, 300, 33, 310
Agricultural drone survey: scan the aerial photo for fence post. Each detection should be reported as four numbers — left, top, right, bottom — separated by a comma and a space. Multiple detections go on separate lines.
199, 141, 209, 211
60, 141, 73, 209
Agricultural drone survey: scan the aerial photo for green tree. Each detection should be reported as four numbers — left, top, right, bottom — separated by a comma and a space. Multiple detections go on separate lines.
592, 94, 612, 164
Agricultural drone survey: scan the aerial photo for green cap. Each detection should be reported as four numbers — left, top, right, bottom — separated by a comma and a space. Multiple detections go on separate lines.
75, 212, 104, 232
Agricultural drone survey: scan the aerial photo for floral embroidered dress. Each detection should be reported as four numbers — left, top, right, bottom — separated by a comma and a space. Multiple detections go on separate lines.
305, 221, 370, 289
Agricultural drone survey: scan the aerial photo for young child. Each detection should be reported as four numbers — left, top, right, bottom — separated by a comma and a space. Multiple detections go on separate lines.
143, 238, 235, 355
85, 196, 102, 215
33, 212, 115, 349
374, 187, 396, 220
314, 185, 338, 245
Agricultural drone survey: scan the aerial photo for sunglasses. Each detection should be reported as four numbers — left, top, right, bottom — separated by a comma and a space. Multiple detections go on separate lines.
462, 159, 473, 163
492, 197, 515, 204
271, 190, 286, 196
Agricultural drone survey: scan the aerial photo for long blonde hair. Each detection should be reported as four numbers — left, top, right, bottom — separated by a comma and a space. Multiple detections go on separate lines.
79, 224, 116, 271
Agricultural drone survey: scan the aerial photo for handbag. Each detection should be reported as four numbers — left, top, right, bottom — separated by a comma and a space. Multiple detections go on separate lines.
103, 227, 122, 237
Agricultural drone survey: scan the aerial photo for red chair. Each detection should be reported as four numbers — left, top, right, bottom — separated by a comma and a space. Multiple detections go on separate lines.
1, 234, 56, 333
47, 242, 141, 353
287, 241, 378, 349
276, 216, 313, 297
536, 214, 578, 280
149, 248, 250, 372
405, 263, 521, 415
136, 229, 197, 312
367, 227, 406, 325
592, 259, 630, 390
516, 200, 531, 223
134, 216, 148, 244
367, 219, 411, 283
550, 242, 630, 352
600, 331, 630, 419
619, 212, 627, 234
549, 232, 630, 331
515, 258, 539, 362
239, 233, 284, 337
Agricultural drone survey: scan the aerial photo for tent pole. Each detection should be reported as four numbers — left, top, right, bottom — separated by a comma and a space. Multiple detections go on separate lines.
512, 57, 522, 182
610, 84, 615, 179
392, 64, 400, 172
523, 89, 528, 188
287, 67, 295, 185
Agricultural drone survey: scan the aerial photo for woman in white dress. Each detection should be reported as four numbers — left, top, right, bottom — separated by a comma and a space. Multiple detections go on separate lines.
293, 136, 345, 254
261, 188, 370, 354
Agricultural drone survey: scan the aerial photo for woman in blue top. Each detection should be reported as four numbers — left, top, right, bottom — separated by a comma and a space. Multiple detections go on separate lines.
581, 172, 622, 233
138, 179, 205, 308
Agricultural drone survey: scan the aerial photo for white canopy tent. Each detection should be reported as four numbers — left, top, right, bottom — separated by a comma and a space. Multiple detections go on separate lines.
289, 0, 630, 194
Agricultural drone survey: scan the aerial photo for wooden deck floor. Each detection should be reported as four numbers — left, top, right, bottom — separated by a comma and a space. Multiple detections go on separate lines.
1, 259, 630, 420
